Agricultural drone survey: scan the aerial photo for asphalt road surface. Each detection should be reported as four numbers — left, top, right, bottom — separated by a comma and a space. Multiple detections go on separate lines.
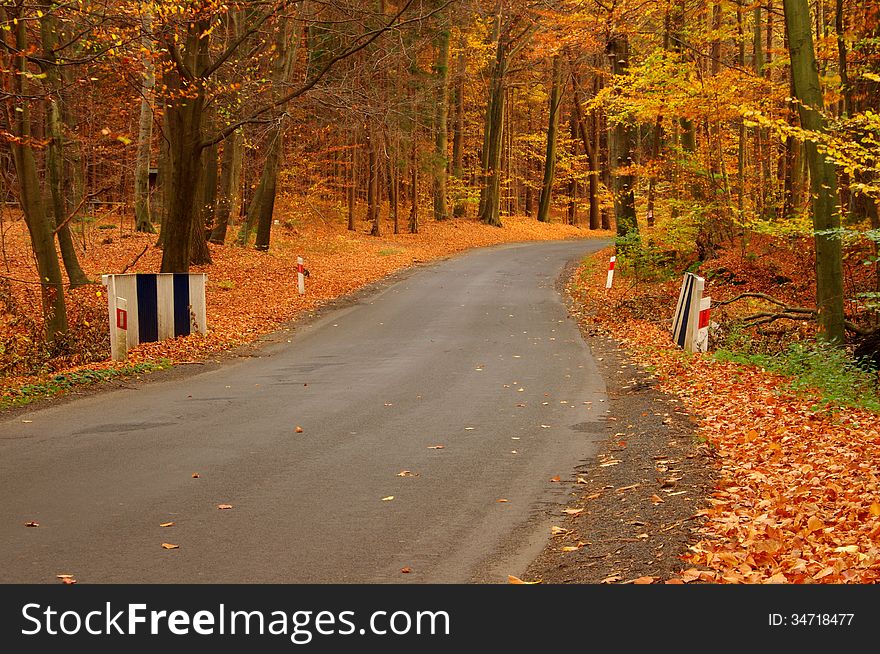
0, 239, 610, 583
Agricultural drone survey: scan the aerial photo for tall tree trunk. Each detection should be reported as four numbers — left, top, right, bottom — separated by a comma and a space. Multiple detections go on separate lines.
200, 140, 219, 234
608, 35, 638, 242
783, 0, 845, 343
432, 29, 450, 221
209, 128, 243, 244
567, 104, 578, 226
39, 4, 90, 287
7, 11, 67, 341
134, 10, 156, 234
409, 130, 419, 234
368, 121, 381, 236
249, 13, 298, 251
253, 129, 284, 251
159, 22, 207, 273
451, 36, 467, 218
646, 114, 662, 227
537, 55, 562, 223
478, 2, 505, 227
348, 128, 358, 231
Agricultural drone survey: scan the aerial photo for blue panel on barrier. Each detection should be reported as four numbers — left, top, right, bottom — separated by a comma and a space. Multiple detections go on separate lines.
136, 274, 159, 343
173, 273, 191, 337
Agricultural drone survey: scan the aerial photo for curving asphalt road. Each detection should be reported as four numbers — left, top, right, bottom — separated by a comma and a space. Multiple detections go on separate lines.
0, 239, 610, 583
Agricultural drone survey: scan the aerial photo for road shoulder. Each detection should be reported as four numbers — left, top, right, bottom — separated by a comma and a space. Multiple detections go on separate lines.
521, 264, 717, 584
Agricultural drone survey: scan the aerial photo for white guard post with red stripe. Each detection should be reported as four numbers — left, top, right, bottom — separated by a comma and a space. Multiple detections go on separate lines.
671, 272, 706, 353
297, 257, 305, 295
114, 297, 128, 361
694, 296, 711, 353
605, 255, 616, 289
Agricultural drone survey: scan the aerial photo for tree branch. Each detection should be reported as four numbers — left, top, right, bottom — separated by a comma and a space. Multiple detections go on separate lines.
201, 0, 459, 149
715, 292, 816, 314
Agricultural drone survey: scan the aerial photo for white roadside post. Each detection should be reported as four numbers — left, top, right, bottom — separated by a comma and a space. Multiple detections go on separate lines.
605, 255, 616, 289
114, 297, 128, 361
671, 272, 706, 353
297, 257, 305, 295
694, 296, 711, 353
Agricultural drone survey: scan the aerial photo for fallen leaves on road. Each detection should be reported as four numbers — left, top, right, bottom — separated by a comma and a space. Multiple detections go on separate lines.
550, 526, 570, 536
295, 426, 304, 433
217, 504, 233, 510
507, 575, 541, 584
427, 445, 445, 450
24, 521, 39, 528
562, 508, 584, 516
381, 496, 394, 502
159, 522, 175, 528
161, 543, 179, 550
56, 574, 76, 585
401, 567, 412, 574
600, 574, 622, 584
570, 248, 880, 583
549, 475, 561, 482
396, 470, 417, 477
192, 473, 200, 479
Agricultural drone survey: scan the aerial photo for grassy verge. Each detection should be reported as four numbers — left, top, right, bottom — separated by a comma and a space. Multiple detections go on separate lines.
1, 360, 172, 410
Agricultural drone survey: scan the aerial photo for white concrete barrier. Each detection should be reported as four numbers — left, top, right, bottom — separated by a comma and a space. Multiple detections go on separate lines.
102, 273, 207, 360
671, 272, 705, 353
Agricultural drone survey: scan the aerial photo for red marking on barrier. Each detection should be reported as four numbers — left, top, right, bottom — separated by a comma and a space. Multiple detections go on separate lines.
698, 308, 710, 329
116, 308, 127, 330
297, 262, 304, 274
608, 257, 616, 271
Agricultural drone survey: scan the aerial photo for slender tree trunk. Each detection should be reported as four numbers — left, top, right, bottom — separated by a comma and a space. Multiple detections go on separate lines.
8, 12, 67, 341
451, 36, 467, 218
537, 55, 562, 223
567, 104, 578, 226
39, 4, 90, 287
209, 128, 243, 244
608, 36, 638, 242
134, 10, 156, 234
433, 29, 450, 221
569, 72, 600, 229
783, 0, 845, 343
409, 131, 419, 234
200, 140, 219, 233
155, 111, 171, 244
348, 128, 357, 231
160, 23, 207, 273
253, 129, 284, 251
646, 114, 663, 227
248, 13, 298, 251
478, 2, 505, 227
368, 121, 381, 236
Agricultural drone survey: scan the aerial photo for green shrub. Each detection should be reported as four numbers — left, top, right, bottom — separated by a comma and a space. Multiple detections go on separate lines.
715, 342, 880, 413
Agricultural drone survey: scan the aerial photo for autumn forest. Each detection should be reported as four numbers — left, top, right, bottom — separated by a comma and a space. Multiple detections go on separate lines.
0, 0, 878, 375
2, 0, 880, 591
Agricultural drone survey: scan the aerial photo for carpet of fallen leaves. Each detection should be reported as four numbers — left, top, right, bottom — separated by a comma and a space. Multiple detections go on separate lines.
570, 247, 880, 584
0, 207, 607, 398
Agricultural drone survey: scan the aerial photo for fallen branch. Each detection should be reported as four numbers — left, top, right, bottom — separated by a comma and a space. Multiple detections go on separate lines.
715, 292, 815, 314
715, 292, 871, 335
120, 245, 149, 274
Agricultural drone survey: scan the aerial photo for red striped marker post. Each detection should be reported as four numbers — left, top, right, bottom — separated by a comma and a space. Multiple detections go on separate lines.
114, 297, 128, 361
605, 255, 616, 289
297, 257, 305, 295
695, 297, 711, 352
